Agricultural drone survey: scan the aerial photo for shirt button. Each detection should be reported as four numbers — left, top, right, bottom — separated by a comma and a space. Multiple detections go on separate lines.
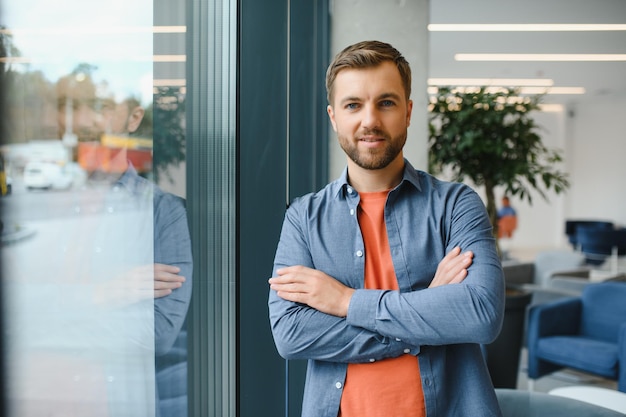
350, 208, 355, 216
347, 187, 353, 194
403, 348, 410, 354
395, 338, 402, 342
369, 358, 375, 362
356, 250, 363, 257
335, 382, 342, 389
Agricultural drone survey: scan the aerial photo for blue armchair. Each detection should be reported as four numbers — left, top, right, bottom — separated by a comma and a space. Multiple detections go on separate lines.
527, 282, 626, 392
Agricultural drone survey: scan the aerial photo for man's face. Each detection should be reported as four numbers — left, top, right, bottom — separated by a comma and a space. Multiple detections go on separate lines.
57, 98, 133, 140
327, 61, 413, 171
57, 99, 100, 141
98, 100, 131, 135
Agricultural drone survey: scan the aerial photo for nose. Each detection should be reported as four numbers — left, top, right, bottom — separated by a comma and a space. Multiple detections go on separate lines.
361, 104, 381, 130
74, 106, 97, 129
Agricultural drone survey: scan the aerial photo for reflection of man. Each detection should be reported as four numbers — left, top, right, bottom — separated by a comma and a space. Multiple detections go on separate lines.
53, 86, 192, 416
98, 97, 145, 137
56, 74, 100, 143
92, 95, 192, 417
118, 161, 193, 417
269, 41, 505, 417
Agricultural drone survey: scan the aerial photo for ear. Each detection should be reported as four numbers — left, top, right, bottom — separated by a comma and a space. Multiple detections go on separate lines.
126, 106, 145, 133
327, 105, 337, 132
406, 99, 413, 127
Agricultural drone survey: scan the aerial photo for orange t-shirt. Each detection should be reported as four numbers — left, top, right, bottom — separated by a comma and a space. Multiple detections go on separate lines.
339, 191, 425, 417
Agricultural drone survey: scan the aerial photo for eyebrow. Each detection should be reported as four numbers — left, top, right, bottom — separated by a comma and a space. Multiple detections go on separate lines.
339, 96, 362, 105
339, 92, 403, 106
377, 92, 402, 101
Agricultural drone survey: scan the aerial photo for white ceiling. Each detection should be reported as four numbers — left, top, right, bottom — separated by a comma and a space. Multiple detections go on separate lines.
429, 0, 626, 106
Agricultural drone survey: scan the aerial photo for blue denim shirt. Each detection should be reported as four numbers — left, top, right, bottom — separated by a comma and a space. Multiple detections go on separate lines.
117, 167, 193, 417
269, 160, 505, 417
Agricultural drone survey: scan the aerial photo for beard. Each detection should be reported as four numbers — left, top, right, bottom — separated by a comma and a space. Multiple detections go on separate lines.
338, 128, 406, 170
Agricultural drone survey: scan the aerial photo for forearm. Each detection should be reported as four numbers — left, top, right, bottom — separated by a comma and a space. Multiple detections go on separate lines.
269, 291, 411, 362
153, 194, 193, 355
346, 277, 504, 347
154, 262, 192, 356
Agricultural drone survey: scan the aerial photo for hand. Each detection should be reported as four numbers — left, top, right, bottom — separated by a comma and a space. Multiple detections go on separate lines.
153, 263, 185, 298
94, 263, 185, 306
429, 246, 473, 288
269, 266, 355, 317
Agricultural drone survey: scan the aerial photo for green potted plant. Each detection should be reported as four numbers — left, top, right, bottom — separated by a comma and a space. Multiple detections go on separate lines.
429, 86, 570, 387
428, 86, 570, 241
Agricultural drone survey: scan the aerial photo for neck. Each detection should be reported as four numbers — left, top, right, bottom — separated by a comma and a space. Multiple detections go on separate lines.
346, 155, 404, 193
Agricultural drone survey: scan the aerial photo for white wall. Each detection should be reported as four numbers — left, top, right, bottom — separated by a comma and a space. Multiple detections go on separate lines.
565, 97, 626, 228
328, 0, 430, 179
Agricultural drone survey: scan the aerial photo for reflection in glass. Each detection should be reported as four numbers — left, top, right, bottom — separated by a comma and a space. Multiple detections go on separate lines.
0, 1, 190, 416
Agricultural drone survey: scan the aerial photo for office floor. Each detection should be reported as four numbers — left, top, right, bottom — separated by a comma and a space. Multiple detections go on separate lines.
515, 347, 618, 393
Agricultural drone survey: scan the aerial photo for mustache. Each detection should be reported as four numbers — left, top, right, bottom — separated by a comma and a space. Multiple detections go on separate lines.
358, 128, 389, 138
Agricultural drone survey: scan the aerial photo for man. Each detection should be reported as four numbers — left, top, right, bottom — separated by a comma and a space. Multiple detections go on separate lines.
94, 95, 193, 417
56, 89, 192, 416
268, 40, 505, 417
497, 196, 516, 218
497, 196, 517, 238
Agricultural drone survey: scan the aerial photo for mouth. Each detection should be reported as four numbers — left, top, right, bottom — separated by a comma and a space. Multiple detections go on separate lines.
358, 135, 386, 148
359, 135, 384, 142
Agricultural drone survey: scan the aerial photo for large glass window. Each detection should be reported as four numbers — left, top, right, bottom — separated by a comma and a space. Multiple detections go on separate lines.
1, 1, 190, 416
2, 0, 328, 415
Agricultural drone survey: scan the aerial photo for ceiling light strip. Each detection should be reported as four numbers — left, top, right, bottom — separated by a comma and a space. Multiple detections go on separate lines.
428, 86, 585, 95
428, 78, 554, 86
154, 79, 186, 87
429, 24, 626, 32
0, 26, 186, 35
154, 55, 186, 62
455, 53, 626, 62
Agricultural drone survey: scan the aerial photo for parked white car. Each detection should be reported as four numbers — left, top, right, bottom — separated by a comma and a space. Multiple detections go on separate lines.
23, 162, 75, 190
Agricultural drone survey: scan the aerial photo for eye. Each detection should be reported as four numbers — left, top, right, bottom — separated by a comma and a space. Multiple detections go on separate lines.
345, 102, 360, 110
380, 99, 395, 107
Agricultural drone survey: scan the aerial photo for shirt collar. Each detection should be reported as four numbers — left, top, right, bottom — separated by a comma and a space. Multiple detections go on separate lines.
114, 163, 151, 197
332, 158, 423, 199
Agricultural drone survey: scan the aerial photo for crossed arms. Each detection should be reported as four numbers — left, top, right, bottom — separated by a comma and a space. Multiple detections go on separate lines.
268, 192, 504, 363
269, 243, 501, 364
269, 246, 473, 317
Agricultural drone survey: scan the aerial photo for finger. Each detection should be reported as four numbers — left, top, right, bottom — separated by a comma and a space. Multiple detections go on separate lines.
154, 289, 173, 298
269, 274, 305, 285
453, 251, 473, 269
276, 266, 296, 276
154, 263, 181, 274
431, 249, 472, 287
438, 248, 461, 270
450, 268, 468, 284
154, 272, 186, 282
154, 280, 183, 291
274, 290, 308, 304
270, 281, 306, 294
444, 246, 462, 259
444, 250, 473, 273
